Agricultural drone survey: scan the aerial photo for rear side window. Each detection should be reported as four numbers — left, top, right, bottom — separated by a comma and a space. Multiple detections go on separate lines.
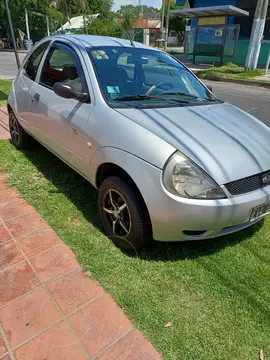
23, 41, 50, 81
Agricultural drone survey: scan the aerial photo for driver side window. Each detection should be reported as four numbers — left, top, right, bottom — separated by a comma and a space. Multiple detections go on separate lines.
39, 43, 87, 94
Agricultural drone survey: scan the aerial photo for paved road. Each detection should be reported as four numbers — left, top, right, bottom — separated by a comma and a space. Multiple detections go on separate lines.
0, 51, 269, 126
204, 80, 270, 127
0, 51, 26, 79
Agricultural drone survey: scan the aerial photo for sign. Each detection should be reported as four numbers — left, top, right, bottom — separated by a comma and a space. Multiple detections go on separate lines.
215, 29, 223, 37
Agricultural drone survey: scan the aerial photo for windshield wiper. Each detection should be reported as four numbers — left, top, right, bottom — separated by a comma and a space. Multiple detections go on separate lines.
158, 91, 198, 98
158, 92, 222, 103
114, 95, 157, 101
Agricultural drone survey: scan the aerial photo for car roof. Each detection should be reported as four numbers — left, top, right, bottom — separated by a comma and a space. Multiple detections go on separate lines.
47, 34, 156, 50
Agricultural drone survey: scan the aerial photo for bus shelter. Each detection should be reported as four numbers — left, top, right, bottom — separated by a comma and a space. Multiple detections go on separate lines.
169, 5, 249, 64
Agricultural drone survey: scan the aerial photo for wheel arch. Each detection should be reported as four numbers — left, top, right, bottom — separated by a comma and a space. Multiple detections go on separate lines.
96, 162, 153, 236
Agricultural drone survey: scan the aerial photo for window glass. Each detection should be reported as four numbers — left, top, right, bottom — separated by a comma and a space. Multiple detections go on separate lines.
40, 43, 87, 93
24, 41, 50, 81
89, 46, 217, 107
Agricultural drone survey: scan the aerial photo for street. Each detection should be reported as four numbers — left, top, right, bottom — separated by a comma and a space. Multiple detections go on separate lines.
206, 80, 270, 127
0, 51, 269, 126
0, 51, 26, 79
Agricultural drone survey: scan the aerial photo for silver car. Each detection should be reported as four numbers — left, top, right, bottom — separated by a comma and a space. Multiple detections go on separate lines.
8, 35, 270, 249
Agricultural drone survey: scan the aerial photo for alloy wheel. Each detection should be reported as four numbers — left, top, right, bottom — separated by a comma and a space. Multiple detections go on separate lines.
10, 115, 19, 144
102, 189, 131, 237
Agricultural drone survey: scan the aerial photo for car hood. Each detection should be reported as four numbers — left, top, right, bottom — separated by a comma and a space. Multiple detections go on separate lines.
116, 103, 270, 185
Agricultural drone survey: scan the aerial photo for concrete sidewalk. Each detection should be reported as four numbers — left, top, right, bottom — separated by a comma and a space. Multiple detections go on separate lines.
0, 119, 161, 359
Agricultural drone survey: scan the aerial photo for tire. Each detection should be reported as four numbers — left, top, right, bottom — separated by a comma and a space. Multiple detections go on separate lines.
9, 110, 33, 149
98, 176, 152, 250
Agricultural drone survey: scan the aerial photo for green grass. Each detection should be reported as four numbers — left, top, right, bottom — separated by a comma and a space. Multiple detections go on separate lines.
197, 63, 264, 81
0, 79, 12, 107
0, 140, 269, 360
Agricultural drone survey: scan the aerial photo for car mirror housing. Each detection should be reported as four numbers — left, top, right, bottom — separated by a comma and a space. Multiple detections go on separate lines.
53, 82, 89, 103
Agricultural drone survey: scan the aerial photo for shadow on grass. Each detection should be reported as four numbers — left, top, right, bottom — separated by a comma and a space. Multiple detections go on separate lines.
0, 90, 8, 101
21, 144, 264, 261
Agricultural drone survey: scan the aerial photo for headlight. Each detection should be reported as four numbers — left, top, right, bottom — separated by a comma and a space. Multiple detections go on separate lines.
163, 152, 226, 199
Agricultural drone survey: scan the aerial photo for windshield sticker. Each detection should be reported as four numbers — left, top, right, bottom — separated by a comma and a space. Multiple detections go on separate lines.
107, 86, 120, 99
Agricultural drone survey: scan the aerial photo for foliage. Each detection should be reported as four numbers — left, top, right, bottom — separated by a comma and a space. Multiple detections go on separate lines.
120, 6, 138, 40
197, 63, 264, 80
55, 0, 113, 19
0, 0, 113, 41
88, 18, 122, 37
0, 0, 51, 40
116, 4, 159, 20
165, 3, 185, 44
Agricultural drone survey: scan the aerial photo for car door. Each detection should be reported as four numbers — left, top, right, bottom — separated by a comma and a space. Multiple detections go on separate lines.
13, 40, 50, 129
29, 41, 95, 178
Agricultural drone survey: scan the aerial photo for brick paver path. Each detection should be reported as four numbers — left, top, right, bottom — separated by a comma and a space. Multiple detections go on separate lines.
0, 125, 161, 359
0, 108, 10, 140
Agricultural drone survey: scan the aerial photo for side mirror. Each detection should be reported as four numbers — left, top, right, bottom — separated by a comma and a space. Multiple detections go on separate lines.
53, 82, 89, 103
207, 85, 213, 92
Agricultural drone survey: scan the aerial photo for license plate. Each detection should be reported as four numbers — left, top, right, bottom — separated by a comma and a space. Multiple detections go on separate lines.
250, 202, 270, 221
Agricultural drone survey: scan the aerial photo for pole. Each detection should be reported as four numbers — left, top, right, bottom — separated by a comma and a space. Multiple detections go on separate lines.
161, 0, 165, 38
164, 3, 170, 51
25, 8, 30, 40
46, 15, 50, 36
4, 0, 20, 69
245, 0, 264, 70
251, 0, 269, 70
265, 48, 270, 75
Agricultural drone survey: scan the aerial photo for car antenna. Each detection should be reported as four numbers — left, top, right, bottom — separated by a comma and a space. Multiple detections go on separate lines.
127, 31, 135, 47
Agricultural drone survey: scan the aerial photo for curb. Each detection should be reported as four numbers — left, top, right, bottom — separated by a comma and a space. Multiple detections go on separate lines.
198, 76, 270, 89
0, 49, 27, 53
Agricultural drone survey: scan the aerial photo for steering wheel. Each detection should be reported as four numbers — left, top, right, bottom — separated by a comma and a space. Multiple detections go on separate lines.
146, 81, 173, 96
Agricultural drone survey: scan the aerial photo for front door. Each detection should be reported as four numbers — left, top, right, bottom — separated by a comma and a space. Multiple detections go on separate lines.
29, 42, 94, 179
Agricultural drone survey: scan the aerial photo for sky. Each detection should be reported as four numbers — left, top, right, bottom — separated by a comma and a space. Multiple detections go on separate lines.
112, 0, 162, 12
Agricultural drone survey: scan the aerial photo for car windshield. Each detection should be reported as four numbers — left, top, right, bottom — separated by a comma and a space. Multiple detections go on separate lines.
88, 46, 220, 108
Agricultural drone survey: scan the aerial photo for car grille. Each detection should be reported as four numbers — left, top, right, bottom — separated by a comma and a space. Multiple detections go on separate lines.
225, 170, 270, 195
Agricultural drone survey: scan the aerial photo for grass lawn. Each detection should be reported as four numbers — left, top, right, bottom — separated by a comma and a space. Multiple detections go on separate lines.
0, 140, 269, 360
197, 63, 264, 81
0, 79, 12, 107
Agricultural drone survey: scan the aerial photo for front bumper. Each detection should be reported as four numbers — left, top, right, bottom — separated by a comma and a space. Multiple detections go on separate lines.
138, 166, 270, 241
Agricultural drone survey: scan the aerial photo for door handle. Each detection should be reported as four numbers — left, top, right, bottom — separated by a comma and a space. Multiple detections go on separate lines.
33, 93, 40, 102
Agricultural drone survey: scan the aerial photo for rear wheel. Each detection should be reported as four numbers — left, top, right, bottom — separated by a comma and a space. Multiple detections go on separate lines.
9, 110, 33, 149
98, 176, 152, 250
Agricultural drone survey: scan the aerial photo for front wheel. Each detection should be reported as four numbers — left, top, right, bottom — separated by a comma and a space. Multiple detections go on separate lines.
98, 176, 152, 250
9, 110, 33, 149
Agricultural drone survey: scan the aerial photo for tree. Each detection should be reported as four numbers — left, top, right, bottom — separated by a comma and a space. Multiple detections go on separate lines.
164, 3, 185, 45
0, 0, 52, 40
120, 6, 138, 40
87, 18, 122, 37
116, 5, 159, 19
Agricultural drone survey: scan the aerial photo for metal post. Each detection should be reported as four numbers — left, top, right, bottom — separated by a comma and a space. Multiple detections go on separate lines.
4, 0, 20, 69
265, 48, 270, 75
251, 0, 269, 70
25, 8, 30, 40
46, 15, 50, 36
164, 5, 170, 51
245, 0, 264, 70
161, 0, 165, 39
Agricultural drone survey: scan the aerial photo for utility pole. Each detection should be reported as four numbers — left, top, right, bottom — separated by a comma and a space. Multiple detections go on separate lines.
161, 0, 165, 39
4, 0, 20, 69
245, 0, 269, 70
46, 15, 50, 36
251, 0, 269, 70
164, 2, 170, 51
25, 8, 30, 40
